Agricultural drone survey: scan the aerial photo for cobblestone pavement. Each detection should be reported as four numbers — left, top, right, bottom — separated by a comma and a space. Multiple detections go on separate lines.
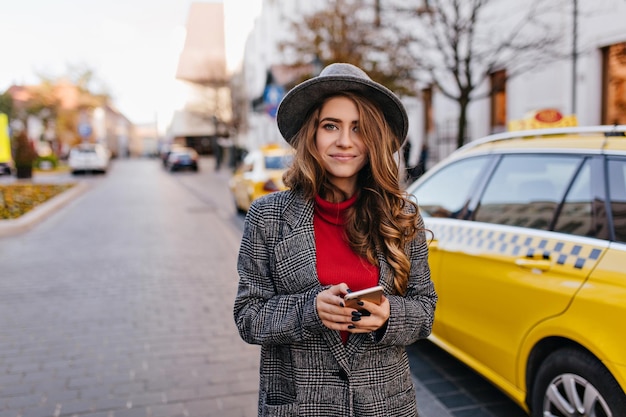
0, 158, 259, 417
408, 342, 528, 417
0, 157, 526, 417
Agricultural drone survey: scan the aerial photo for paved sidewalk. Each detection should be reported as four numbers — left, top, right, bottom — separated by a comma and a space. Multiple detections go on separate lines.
414, 376, 455, 417
0, 161, 261, 417
0, 160, 453, 417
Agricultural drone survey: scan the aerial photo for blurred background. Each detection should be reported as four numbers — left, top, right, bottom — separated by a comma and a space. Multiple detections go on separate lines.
2, 2, 626, 416
1, 0, 626, 176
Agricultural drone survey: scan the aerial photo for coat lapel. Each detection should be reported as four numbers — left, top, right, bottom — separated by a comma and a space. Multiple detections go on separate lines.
273, 195, 353, 369
272, 192, 398, 373
272, 195, 320, 294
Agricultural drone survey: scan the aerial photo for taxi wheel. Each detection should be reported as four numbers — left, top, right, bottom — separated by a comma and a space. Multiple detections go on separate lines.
233, 197, 247, 215
531, 348, 626, 417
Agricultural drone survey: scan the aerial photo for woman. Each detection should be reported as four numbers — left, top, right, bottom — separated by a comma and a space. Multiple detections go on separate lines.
233, 63, 437, 417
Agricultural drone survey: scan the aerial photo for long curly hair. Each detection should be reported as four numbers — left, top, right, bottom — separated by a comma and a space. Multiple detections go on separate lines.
283, 92, 421, 295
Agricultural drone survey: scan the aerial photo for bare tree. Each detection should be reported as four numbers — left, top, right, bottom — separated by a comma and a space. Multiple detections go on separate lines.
278, 0, 418, 96
388, 0, 567, 148
185, 84, 232, 125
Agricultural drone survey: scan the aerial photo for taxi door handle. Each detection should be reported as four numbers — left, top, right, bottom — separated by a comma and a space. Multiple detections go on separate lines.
515, 258, 551, 272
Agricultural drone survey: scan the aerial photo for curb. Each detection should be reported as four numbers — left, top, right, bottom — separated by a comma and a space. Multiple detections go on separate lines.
0, 181, 91, 237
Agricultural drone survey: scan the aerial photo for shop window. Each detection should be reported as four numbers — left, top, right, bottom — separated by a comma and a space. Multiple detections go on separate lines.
490, 70, 507, 133
602, 42, 626, 125
422, 86, 433, 136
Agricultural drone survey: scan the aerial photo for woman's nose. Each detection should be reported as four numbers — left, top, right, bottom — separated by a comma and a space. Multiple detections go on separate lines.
336, 129, 352, 147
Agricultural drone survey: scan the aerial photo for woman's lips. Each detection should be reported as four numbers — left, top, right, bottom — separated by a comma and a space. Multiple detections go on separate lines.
331, 154, 356, 161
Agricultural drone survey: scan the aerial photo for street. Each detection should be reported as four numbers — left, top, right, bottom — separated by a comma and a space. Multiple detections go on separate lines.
0, 157, 527, 417
0, 158, 257, 417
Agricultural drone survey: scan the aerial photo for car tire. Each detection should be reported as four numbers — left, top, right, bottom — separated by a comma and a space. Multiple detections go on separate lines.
531, 347, 626, 417
233, 198, 247, 215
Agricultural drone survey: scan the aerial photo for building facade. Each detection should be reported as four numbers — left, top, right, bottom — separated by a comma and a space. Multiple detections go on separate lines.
5, 82, 132, 159
239, 0, 626, 167
170, 2, 231, 155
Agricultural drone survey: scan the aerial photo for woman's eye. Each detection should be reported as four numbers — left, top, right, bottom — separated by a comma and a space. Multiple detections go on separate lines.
322, 123, 338, 131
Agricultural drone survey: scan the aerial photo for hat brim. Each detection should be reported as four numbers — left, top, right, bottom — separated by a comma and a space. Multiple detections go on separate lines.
276, 75, 408, 151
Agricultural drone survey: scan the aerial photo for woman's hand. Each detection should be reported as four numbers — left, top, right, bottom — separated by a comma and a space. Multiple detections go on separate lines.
316, 283, 353, 330
316, 284, 390, 332
346, 296, 390, 333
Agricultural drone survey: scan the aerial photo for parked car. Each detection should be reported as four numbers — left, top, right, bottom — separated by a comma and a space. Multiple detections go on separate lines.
164, 147, 198, 172
229, 144, 293, 213
406, 125, 626, 417
68, 143, 111, 175
160, 143, 185, 167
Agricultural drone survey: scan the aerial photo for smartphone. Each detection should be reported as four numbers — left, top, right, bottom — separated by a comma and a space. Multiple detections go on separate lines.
344, 285, 384, 310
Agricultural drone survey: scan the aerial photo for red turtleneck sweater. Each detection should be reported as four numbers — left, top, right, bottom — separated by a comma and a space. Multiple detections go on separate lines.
314, 194, 379, 343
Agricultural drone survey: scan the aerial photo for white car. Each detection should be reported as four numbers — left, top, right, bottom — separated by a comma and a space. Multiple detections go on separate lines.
68, 143, 111, 174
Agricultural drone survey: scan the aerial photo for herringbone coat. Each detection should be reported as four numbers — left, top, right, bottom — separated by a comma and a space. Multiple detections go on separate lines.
234, 189, 437, 417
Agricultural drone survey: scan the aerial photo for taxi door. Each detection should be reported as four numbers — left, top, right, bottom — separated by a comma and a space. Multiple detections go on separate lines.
434, 154, 608, 390
410, 155, 495, 340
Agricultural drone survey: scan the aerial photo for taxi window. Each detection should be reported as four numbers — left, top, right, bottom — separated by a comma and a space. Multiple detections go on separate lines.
239, 151, 260, 173
607, 158, 626, 243
554, 159, 602, 238
409, 156, 490, 218
265, 154, 293, 170
474, 155, 582, 230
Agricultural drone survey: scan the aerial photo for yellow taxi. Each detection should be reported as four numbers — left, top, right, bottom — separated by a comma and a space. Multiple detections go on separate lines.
406, 125, 626, 416
229, 144, 293, 213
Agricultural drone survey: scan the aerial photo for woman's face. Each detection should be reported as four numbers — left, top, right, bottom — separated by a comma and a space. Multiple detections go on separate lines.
315, 96, 368, 197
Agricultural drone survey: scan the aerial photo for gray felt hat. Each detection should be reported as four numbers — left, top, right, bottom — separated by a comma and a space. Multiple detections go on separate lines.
276, 63, 408, 151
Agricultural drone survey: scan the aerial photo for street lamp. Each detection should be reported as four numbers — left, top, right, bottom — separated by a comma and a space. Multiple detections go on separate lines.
572, 0, 578, 115
311, 54, 323, 77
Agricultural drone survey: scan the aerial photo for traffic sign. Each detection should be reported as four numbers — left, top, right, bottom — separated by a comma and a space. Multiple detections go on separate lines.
263, 84, 284, 118
78, 123, 92, 138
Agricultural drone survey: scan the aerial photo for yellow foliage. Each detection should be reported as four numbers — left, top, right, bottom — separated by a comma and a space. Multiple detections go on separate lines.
0, 183, 74, 219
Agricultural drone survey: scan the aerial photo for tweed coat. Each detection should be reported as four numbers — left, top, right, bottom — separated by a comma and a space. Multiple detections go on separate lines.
234, 189, 437, 417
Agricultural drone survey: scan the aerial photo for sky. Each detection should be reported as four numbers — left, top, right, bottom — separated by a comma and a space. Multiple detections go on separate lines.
0, 0, 261, 132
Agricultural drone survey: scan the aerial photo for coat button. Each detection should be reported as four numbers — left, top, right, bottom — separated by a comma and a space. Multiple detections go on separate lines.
338, 369, 348, 381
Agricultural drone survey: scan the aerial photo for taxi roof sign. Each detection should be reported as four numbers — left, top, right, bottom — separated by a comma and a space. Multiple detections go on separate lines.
461, 125, 626, 151
508, 108, 578, 131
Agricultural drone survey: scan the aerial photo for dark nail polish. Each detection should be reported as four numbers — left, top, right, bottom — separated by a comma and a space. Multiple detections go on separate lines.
357, 301, 364, 306
346, 288, 353, 293
360, 310, 371, 316
348, 325, 355, 329
351, 316, 361, 322
339, 302, 344, 307
351, 311, 362, 317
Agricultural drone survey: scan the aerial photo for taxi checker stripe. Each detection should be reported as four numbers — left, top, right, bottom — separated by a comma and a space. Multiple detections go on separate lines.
428, 223, 603, 270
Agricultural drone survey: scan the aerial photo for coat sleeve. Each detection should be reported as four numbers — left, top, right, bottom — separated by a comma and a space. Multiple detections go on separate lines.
233, 199, 327, 346
374, 214, 438, 346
